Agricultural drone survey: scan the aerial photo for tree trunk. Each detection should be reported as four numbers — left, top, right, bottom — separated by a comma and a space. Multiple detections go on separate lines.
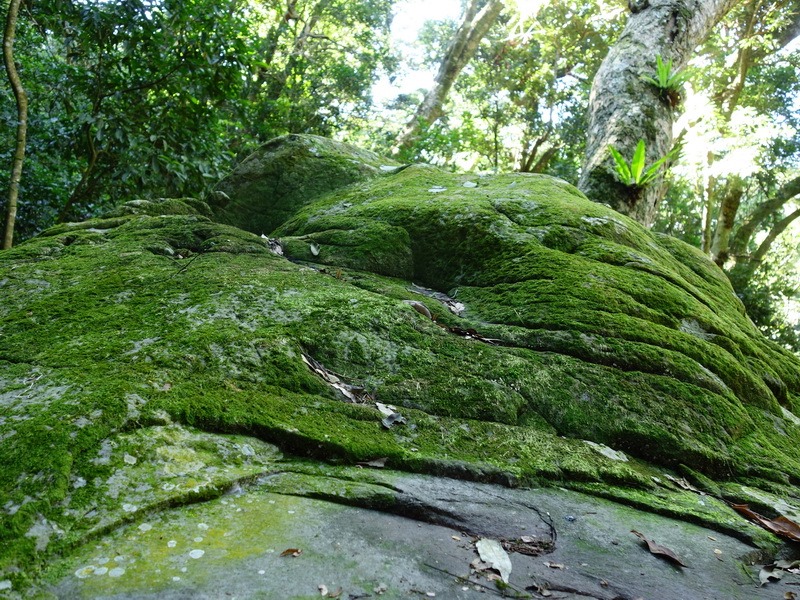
709, 177, 743, 265
392, 0, 505, 156
578, 0, 738, 227
261, 0, 332, 107
247, 2, 297, 101
3, 0, 27, 250
730, 207, 800, 286
729, 174, 800, 259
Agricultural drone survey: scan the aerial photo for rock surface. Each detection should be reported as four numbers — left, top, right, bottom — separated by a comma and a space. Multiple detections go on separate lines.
1, 134, 799, 598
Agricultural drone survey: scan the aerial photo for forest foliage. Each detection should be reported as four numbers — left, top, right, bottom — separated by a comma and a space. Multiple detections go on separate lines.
1, 0, 799, 350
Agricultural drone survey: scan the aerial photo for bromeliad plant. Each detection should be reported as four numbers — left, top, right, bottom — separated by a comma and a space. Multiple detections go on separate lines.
640, 55, 691, 107
607, 139, 678, 187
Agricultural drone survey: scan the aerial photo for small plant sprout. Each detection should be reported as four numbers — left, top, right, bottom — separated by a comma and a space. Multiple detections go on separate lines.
607, 139, 679, 187
640, 55, 691, 106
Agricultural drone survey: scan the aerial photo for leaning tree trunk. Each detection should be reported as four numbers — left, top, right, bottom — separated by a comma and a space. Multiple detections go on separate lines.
729, 174, 800, 260
578, 0, 738, 227
2, 0, 27, 249
729, 207, 800, 287
392, 0, 505, 156
709, 177, 743, 266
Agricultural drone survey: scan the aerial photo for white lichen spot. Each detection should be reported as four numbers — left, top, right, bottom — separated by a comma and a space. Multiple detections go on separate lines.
123, 454, 137, 465
782, 407, 800, 427
121, 503, 138, 513
193, 536, 203, 543
167, 540, 177, 548
114, 556, 125, 563
73, 477, 87, 489
108, 567, 125, 578
96, 557, 110, 565
679, 318, 714, 340
91, 439, 113, 466
162, 483, 176, 491
138, 523, 153, 532
75, 566, 96, 579
583, 440, 628, 462
125, 394, 147, 420
581, 216, 610, 227
93, 567, 108, 576
428, 186, 447, 193
25, 515, 62, 551
197, 522, 209, 530
172, 577, 181, 582
240, 443, 255, 457
180, 567, 187, 573
258, 570, 266, 575
287, 510, 295, 514
463, 181, 478, 188
0, 580, 11, 591
189, 549, 205, 559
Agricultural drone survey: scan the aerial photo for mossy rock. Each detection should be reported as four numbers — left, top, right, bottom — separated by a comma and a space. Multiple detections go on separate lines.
1, 138, 799, 593
207, 134, 399, 236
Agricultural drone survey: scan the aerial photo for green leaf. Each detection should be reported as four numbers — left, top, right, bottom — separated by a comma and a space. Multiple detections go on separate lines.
631, 140, 646, 183
608, 144, 632, 184
640, 155, 669, 185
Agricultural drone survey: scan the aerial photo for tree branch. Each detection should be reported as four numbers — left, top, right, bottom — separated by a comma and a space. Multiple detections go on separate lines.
730, 174, 800, 258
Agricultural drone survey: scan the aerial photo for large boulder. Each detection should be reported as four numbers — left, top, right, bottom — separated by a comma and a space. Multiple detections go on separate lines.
207, 134, 399, 236
1, 136, 799, 597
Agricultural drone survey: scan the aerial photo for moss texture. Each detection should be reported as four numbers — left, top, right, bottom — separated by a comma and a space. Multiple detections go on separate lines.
1, 135, 799, 593
207, 134, 398, 236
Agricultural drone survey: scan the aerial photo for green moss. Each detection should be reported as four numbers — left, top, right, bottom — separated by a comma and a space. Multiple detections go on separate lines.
208, 134, 398, 235
2, 135, 800, 592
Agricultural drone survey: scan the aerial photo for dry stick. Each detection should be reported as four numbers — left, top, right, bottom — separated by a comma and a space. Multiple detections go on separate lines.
422, 562, 530, 598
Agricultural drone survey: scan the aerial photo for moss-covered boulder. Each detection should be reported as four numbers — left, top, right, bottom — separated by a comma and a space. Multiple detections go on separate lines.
207, 134, 399, 236
1, 136, 799, 595
271, 162, 800, 481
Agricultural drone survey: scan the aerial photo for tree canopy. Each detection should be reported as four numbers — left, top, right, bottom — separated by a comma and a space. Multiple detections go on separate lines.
2, 0, 799, 349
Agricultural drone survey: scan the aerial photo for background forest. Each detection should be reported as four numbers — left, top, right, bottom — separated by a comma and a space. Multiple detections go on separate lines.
1, 0, 799, 352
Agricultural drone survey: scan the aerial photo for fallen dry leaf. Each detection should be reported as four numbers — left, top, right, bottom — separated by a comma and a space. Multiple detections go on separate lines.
707, 535, 717, 541
520, 535, 537, 543
476, 538, 512, 583
326, 589, 342, 599
318, 584, 328, 596
544, 561, 565, 569
451, 535, 462, 541
759, 560, 800, 587
731, 504, 800, 542
280, 548, 302, 557
776, 559, 800, 570
785, 592, 796, 600
759, 565, 783, 586
630, 530, 688, 568
470, 558, 492, 572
